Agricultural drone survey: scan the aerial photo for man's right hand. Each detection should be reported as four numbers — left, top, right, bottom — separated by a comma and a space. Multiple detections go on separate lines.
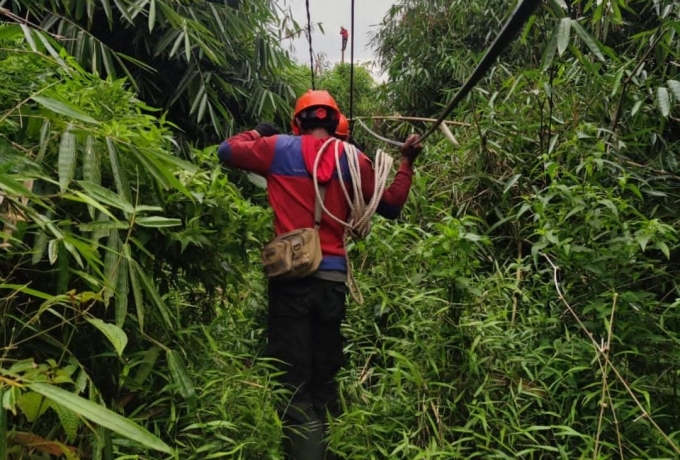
400, 134, 423, 166
254, 122, 280, 137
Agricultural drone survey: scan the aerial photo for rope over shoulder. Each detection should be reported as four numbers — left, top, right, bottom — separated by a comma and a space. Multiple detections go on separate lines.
312, 138, 393, 303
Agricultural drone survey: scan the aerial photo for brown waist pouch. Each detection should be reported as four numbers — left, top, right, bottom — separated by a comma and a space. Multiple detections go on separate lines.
261, 228, 322, 279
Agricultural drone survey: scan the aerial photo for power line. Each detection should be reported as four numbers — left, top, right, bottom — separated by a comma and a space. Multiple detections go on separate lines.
305, 0, 315, 89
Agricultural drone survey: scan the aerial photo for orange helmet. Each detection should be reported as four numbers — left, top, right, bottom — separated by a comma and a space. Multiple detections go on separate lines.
292, 90, 340, 135
335, 114, 349, 139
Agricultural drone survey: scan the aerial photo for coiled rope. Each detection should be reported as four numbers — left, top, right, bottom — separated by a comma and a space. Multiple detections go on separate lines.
312, 138, 394, 304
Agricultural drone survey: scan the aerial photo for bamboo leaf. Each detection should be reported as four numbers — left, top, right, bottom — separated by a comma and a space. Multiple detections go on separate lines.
105, 139, 132, 205
133, 346, 160, 386
657, 87, 670, 117
666, 80, 680, 101
115, 256, 129, 328
32, 96, 99, 125
37, 119, 51, 163
149, 0, 157, 32
32, 230, 48, 265
86, 318, 128, 357
571, 20, 605, 62
133, 261, 173, 329
103, 230, 120, 308
166, 350, 197, 411
83, 136, 101, 219
557, 17, 571, 56
78, 220, 129, 232
28, 383, 173, 454
541, 24, 559, 71
127, 253, 145, 331
20, 24, 37, 52
48, 239, 59, 265
58, 126, 77, 193
135, 216, 182, 228
77, 181, 135, 214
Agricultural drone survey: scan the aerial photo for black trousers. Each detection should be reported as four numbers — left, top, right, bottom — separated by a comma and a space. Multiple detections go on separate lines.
267, 277, 348, 424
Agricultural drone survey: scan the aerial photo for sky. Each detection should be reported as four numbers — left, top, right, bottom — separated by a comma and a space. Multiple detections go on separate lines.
280, 0, 395, 81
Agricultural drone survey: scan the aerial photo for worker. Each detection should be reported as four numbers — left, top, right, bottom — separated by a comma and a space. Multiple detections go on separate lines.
335, 113, 364, 151
217, 90, 422, 459
335, 114, 349, 141
340, 26, 348, 52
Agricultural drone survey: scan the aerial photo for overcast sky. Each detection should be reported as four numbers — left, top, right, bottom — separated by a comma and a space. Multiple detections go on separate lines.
281, 0, 395, 80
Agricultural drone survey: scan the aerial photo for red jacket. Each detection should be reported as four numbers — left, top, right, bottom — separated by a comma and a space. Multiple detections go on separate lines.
340, 28, 349, 39
218, 131, 413, 272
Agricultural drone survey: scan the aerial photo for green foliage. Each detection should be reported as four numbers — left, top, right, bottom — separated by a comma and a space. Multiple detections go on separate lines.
325, 0, 680, 457
5, 0, 301, 146
3, 0, 680, 458
0, 28, 273, 458
317, 63, 378, 118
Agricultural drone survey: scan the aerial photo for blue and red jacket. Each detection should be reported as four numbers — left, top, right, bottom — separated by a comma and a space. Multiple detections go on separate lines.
218, 131, 414, 272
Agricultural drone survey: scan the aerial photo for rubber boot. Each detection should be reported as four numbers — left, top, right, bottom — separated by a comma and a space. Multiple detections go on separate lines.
283, 420, 327, 460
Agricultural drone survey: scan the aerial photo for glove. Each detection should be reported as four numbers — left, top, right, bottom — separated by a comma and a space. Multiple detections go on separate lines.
399, 134, 423, 165
254, 122, 280, 137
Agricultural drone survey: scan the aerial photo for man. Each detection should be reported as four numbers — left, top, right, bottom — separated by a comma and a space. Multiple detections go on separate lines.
335, 114, 364, 151
335, 114, 349, 141
340, 27, 348, 52
217, 90, 422, 459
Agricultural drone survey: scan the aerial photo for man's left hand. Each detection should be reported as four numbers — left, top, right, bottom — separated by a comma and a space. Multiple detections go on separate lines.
254, 122, 280, 137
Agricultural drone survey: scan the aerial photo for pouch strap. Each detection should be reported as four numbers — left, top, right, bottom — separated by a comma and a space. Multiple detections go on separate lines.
314, 185, 327, 231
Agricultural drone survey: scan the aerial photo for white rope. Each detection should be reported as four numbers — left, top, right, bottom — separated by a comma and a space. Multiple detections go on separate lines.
312, 137, 394, 303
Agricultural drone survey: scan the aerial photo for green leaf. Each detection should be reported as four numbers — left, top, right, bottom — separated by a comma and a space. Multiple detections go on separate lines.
58, 125, 77, 193
32, 230, 48, 266
541, 24, 559, 71
656, 241, 670, 259
31, 96, 99, 125
78, 181, 135, 214
657, 87, 670, 117
105, 139, 132, 206
52, 403, 80, 442
247, 172, 267, 189
83, 136, 101, 219
166, 350, 197, 411
20, 24, 37, 52
667, 80, 680, 101
103, 230, 121, 308
48, 239, 59, 265
0, 24, 23, 41
115, 256, 129, 328
135, 216, 182, 228
148, 0, 157, 32
128, 254, 145, 331
28, 383, 173, 454
503, 174, 522, 195
78, 220, 129, 232
557, 17, 571, 56
133, 261, 173, 329
571, 20, 605, 62
85, 318, 128, 357
133, 346, 161, 387
17, 392, 50, 422
0, 388, 6, 460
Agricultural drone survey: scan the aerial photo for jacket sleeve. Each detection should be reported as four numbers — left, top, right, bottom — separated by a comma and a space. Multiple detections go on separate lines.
359, 153, 414, 220
217, 130, 277, 176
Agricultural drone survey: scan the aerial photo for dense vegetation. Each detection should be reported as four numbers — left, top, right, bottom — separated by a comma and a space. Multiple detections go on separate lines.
1, 0, 680, 458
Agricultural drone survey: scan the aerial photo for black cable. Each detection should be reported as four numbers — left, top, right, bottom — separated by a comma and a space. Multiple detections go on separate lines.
348, 0, 355, 133
305, 0, 315, 89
